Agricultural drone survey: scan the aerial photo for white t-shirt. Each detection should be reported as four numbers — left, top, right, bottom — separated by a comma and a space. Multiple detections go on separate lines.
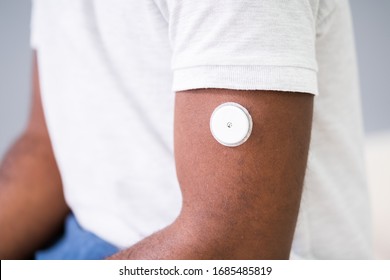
31, 0, 372, 259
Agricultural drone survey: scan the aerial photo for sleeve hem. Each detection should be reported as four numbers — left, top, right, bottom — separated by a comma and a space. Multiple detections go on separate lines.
173, 65, 318, 95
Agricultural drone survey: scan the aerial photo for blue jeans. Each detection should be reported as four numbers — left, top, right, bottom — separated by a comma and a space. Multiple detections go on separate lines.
35, 214, 119, 260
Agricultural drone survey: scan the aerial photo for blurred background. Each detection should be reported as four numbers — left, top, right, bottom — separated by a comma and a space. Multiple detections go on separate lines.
0, 0, 389, 259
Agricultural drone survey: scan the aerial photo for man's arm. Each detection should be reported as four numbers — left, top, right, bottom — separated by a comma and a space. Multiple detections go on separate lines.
109, 88, 313, 259
0, 53, 69, 259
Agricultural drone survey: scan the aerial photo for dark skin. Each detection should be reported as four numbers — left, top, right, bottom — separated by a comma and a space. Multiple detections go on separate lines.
108, 89, 313, 259
0, 54, 313, 259
0, 54, 69, 259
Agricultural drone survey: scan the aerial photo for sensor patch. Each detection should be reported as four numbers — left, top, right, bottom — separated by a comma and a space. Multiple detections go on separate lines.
210, 102, 253, 147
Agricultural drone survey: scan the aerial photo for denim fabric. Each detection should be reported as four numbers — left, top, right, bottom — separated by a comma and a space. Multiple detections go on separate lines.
35, 214, 119, 260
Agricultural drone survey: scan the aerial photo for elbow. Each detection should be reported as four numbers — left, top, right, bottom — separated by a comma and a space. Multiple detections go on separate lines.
175, 209, 291, 260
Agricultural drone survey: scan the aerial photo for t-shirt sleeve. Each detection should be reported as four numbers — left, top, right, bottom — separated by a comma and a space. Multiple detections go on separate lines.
167, 0, 319, 95
30, 0, 40, 49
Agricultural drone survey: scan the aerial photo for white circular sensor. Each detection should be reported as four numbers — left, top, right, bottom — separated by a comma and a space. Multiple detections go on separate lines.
210, 102, 253, 147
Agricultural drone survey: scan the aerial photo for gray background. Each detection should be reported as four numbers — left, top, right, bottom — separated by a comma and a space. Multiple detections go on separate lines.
1, 0, 389, 157
0, 0, 31, 157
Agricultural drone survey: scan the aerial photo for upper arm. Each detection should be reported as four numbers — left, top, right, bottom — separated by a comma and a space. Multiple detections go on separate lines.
168, 0, 319, 259
0, 52, 67, 259
174, 89, 313, 259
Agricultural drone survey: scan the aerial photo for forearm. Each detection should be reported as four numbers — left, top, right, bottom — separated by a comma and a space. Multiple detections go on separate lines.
0, 132, 69, 259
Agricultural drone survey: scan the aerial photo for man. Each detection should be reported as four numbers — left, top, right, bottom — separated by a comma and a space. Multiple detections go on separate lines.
0, 0, 371, 259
